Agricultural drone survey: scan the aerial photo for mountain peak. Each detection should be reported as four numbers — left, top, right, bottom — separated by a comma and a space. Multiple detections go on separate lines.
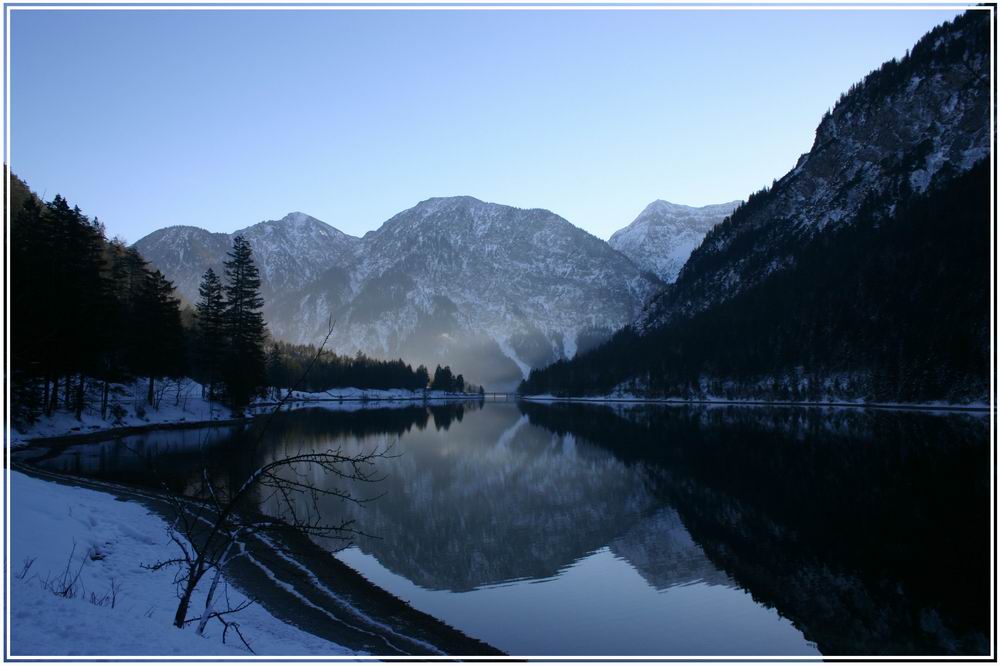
637, 199, 743, 220
236, 211, 358, 243
420, 195, 484, 206
252, 211, 326, 231
609, 200, 741, 283
409, 196, 491, 216
277, 211, 321, 226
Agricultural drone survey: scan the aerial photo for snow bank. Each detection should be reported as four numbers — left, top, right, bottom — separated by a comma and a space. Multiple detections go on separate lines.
9, 471, 358, 657
257, 387, 479, 403
10, 378, 233, 448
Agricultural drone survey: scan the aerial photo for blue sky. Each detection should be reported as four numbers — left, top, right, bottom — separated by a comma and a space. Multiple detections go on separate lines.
10, 6, 964, 242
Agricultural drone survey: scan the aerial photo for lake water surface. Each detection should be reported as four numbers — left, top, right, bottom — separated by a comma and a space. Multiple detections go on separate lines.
22, 401, 990, 656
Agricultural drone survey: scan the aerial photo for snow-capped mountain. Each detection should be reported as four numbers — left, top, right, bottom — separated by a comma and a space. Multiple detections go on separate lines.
639, 11, 991, 332
608, 200, 741, 282
234, 212, 359, 299
135, 198, 662, 389
134, 212, 359, 306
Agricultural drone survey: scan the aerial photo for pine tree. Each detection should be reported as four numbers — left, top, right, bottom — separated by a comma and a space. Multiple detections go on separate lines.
195, 268, 226, 400
414, 365, 430, 391
431, 365, 455, 392
222, 235, 267, 410
11, 193, 48, 421
265, 343, 285, 400
134, 269, 185, 405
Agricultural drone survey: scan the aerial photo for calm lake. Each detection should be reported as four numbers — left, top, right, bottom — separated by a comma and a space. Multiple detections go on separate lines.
20, 400, 990, 656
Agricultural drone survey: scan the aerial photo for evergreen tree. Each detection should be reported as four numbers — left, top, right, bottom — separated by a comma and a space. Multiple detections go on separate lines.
194, 268, 226, 400
414, 365, 430, 391
222, 235, 267, 409
134, 269, 185, 405
265, 343, 287, 400
11, 193, 49, 420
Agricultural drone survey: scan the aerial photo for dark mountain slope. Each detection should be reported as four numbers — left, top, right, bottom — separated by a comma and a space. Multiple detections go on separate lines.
521, 10, 991, 402
643, 10, 990, 329
523, 159, 989, 401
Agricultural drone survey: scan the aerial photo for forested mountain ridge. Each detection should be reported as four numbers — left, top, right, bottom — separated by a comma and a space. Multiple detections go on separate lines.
639, 9, 990, 332
137, 196, 663, 390
521, 10, 991, 402
608, 200, 741, 282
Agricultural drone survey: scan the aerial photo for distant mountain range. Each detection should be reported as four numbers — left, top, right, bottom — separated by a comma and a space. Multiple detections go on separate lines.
522, 10, 991, 402
136, 10, 989, 401
609, 200, 741, 282
139, 197, 730, 389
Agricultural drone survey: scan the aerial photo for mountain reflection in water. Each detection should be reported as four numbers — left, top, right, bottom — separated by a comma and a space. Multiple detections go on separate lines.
23, 401, 989, 656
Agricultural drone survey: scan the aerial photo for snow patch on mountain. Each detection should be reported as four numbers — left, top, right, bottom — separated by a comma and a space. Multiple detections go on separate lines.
496, 337, 532, 380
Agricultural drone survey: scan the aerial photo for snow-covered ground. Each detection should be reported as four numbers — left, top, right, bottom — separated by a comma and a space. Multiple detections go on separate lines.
8, 470, 359, 657
10, 379, 233, 447
9, 378, 234, 448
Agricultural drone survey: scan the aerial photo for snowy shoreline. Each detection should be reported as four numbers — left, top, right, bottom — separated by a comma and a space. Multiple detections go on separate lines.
521, 394, 991, 413
10, 379, 483, 448
8, 469, 362, 657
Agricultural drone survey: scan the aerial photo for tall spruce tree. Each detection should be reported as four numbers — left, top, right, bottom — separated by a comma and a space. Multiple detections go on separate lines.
134, 269, 185, 405
194, 268, 226, 400
222, 235, 267, 410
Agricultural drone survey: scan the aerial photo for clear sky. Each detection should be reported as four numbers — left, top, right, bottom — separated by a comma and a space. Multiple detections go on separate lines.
10, 6, 964, 242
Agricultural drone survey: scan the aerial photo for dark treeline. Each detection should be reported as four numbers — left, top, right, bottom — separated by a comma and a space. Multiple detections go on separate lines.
264, 341, 476, 394
521, 160, 989, 402
10, 173, 270, 418
11, 175, 186, 422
